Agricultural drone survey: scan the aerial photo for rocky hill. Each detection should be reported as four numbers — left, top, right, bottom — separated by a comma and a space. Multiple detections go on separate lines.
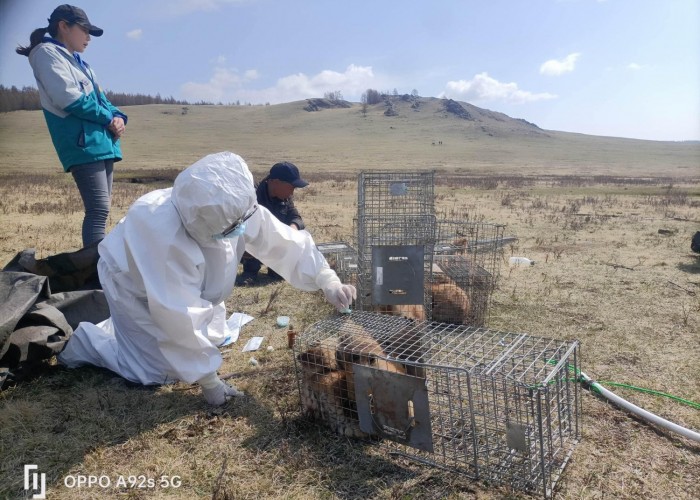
303, 94, 549, 139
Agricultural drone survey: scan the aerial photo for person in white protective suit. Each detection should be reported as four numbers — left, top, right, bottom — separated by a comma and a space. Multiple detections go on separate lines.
58, 151, 356, 405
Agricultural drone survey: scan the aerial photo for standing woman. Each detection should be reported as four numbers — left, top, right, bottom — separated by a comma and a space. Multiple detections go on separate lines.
17, 5, 127, 247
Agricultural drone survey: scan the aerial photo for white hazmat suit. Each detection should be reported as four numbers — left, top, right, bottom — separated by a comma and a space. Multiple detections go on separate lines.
58, 152, 355, 404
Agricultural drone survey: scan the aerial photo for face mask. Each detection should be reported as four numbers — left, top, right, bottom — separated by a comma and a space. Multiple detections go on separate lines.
213, 222, 247, 239
212, 204, 258, 240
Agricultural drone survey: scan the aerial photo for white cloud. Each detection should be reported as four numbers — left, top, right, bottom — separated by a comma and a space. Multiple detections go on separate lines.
126, 29, 143, 40
540, 53, 581, 76
180, 64, 377, 104
441, 72, 557, 104
626, 62, 642, 70
181, 67, 256, 102
277, 65, 374, 96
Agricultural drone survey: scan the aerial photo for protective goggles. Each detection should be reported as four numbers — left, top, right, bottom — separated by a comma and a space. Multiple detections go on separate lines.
218, 204, 258, 238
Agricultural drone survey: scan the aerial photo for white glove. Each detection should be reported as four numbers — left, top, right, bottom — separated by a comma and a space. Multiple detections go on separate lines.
323, 281, 357, 312
197, 372, 244, 405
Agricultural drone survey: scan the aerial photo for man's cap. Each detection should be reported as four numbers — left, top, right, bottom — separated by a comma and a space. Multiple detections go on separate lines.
49, 5, 103, 37
269, 161, 308, 188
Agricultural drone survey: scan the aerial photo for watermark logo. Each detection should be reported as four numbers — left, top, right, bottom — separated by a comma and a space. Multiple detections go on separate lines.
24, 465, 46, 499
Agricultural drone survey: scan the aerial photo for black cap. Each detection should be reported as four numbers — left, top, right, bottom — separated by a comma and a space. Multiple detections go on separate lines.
49, 5, 103, 37
269, 161, 308, 188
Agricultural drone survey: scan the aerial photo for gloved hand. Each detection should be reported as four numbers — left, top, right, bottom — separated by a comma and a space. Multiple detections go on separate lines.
197, 372, 244, 405
323, 281, 357, 312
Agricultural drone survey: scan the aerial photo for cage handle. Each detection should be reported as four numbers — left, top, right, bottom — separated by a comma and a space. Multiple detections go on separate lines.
367, 392, 416, 439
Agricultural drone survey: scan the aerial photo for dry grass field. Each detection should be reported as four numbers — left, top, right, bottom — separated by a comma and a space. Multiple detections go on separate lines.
0, 102, 699, 499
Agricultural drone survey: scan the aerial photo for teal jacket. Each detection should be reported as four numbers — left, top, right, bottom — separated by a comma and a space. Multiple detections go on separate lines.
29, 39, 126, 171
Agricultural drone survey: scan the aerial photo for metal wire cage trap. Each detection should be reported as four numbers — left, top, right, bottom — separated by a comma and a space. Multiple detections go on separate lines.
355, 171, 437, 318
431, 220, 505, 326
353, 170, 505, 327
293, 311, 581, 498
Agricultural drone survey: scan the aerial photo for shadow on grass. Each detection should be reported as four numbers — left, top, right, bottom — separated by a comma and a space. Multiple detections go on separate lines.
2, 361, 445, 500
242, 414, 486, 499
235, 269, 285, 288
676, 255, 700, 274
235, 397, 480, 499
0, 365, 227, 498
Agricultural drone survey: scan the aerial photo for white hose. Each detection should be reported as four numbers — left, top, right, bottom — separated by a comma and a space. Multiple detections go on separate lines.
579, 371, 700, 444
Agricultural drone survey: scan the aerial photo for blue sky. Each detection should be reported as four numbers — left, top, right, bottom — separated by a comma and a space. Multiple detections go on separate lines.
1, 0, 698, 141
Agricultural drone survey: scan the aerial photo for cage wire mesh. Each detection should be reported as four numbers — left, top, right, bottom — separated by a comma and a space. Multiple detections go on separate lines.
316, 241, 358, 286
293, 311, 581, 498
431, 220, 505, 326
357, 171, 436, 219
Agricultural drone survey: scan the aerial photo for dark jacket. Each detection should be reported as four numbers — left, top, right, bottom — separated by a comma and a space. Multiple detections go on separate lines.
256, 178, 305, 230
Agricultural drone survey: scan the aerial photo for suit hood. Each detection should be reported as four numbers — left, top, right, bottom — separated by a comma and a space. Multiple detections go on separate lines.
171, 152, 256, 245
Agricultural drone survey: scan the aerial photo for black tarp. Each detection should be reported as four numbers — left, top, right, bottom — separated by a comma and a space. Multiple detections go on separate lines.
1, 246, 109, 388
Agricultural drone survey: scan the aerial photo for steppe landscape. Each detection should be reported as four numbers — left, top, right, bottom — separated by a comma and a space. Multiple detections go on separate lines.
1, 96, 699, 499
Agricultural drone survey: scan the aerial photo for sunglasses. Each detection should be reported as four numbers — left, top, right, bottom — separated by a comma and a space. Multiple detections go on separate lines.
219, 204, 258, 238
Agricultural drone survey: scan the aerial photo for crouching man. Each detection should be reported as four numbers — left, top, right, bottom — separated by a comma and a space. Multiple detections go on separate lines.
237, 161, 309, 285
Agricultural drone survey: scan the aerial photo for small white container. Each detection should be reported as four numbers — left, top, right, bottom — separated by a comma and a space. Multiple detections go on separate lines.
509, 256, 535, 267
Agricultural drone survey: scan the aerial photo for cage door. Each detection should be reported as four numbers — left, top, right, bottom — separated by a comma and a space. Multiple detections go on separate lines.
371, 245, 425, 305
354, 364, 434, 452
